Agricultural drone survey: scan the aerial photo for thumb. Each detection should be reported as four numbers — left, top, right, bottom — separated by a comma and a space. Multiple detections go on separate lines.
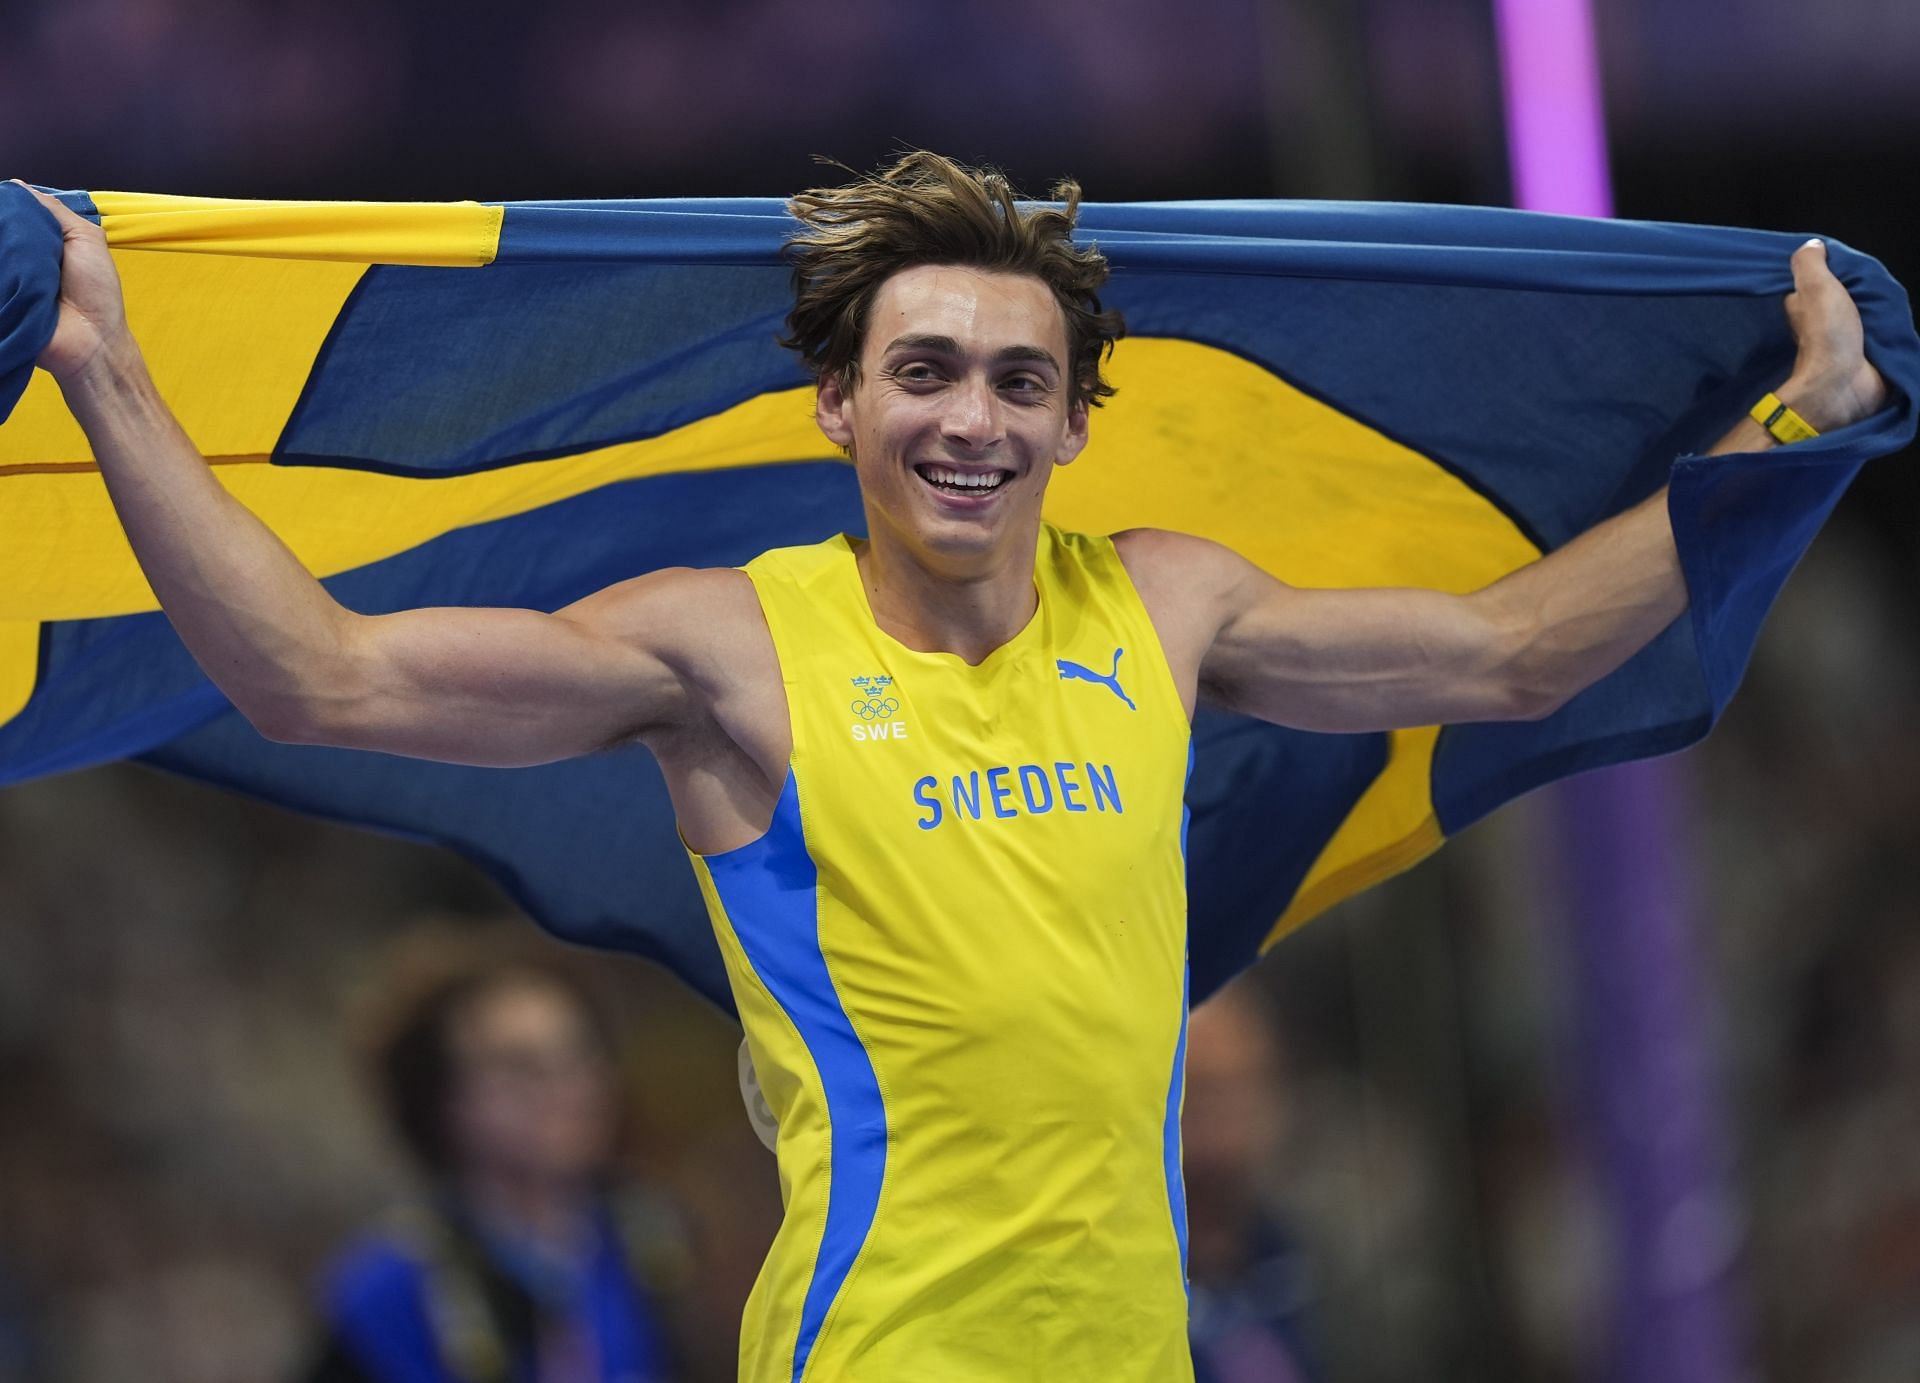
1790, 237, 1830, 294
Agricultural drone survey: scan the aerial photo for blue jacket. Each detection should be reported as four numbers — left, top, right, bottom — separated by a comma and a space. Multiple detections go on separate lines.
308, 1196, 678, 1383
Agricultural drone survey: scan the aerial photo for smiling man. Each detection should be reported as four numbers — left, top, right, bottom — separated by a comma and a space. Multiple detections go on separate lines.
14, 151, 1886, 1381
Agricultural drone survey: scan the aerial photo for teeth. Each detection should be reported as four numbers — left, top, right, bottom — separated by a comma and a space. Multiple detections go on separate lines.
922, 466, 1006, 491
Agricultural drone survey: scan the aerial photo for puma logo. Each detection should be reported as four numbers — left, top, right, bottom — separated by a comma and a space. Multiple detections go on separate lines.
1056, 647, 1136, 711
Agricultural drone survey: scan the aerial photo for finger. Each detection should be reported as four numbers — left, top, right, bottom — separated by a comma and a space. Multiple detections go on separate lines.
1790, 237, 1833, 294
5, 179, 94, 234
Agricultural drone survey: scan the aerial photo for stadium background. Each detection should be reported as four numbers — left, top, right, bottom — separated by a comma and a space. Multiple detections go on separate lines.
1, 1, 1916, 1378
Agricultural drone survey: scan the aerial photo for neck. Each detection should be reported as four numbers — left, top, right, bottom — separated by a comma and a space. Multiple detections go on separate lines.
856, 521, 1040, 665
455, 1167, 593, 1255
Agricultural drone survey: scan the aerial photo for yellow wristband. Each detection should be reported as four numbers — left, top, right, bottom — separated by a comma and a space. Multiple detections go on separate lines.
1750, 392, 1820, 444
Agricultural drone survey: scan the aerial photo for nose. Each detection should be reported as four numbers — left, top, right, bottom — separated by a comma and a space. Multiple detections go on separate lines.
938, 372, 1004, 452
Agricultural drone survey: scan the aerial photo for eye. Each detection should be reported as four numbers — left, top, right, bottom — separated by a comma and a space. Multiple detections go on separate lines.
1001, 374, 1048, 396
890, 362, 942, 383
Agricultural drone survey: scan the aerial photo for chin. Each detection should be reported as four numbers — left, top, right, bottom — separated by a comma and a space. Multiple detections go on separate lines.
912, 518, 1023, 572
913, 488, 1034, 542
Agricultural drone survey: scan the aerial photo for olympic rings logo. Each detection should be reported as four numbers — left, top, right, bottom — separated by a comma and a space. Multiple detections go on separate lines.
851, 696, 901, 721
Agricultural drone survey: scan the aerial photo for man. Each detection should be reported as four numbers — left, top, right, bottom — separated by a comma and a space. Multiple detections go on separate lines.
10, 152, 1886, 1380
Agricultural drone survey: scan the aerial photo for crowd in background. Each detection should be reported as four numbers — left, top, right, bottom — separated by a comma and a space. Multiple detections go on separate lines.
1, 0, 1916, 1379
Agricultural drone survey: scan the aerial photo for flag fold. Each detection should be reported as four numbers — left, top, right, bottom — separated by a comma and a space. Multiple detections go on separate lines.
1, 183, 1913, 1008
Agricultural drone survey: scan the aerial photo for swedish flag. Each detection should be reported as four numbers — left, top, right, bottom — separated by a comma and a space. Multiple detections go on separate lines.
1, 185, 1914, 1008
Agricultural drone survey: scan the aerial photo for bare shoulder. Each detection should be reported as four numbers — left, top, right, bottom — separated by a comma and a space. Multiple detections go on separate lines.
1109, 527, 1256, 716
1110, 526, 1247, 591
1110, 526, 1258, 626
565, 564, 769, 684
566, 563, 787, 773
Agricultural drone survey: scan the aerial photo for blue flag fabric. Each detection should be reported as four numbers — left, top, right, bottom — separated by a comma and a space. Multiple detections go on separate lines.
1, 184, 1914, 1010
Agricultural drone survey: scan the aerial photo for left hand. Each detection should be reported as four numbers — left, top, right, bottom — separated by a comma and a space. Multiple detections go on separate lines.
1781, 239, 1889, 432
6, 180, 133, 387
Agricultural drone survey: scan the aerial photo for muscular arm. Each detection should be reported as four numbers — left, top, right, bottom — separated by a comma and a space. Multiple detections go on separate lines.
26, 184, 734, 767
1134, 481, 1684, 734
1123, 239, 1889, 734
61, 340, 735, 764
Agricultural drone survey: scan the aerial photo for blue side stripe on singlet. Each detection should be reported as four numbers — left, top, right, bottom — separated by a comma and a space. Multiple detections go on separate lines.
1164, 738, 1195, 1295
704, 769, 888, 1383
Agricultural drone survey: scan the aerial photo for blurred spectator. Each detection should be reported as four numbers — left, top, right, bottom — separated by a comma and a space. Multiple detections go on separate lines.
1183, 978, 1323, 1383
0, 1263, 36, 1383
301, 928, 690, 1383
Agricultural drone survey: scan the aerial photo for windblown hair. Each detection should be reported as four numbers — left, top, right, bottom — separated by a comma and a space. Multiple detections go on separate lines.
779, 151, 1126, 411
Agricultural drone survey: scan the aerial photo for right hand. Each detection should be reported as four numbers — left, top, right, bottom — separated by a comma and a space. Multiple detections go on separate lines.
7, 180, 130, 386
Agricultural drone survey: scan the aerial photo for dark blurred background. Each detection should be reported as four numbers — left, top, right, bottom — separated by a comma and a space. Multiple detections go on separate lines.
2, 1, 1917, 1379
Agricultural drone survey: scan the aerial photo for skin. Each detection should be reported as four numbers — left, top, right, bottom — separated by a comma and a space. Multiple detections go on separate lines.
441, 978, 618, 1252
441, 979, 614, 1206
10, 179, 1890, 858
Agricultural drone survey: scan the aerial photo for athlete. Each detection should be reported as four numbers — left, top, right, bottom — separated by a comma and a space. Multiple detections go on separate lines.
12, 153, 1887, 1380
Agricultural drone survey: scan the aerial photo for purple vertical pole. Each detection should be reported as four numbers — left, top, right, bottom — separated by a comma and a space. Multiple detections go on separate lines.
1491, 2, 1745, 1381
1492, 0, 1613, 218
1551, 764, 1744, 1383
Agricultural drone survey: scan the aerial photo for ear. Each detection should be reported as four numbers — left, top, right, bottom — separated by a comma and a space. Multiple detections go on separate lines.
815, 371, 855, 450
1054, 396, 1091, 467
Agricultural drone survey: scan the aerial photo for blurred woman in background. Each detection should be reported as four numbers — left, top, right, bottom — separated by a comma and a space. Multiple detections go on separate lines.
302, 929, 691, 1383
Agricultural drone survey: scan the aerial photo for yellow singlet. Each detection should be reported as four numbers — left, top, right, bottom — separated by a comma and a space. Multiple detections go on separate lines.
686, 521, 1195, 1382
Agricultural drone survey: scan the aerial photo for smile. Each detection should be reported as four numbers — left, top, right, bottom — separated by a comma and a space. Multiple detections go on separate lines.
914, 464, 1012, 496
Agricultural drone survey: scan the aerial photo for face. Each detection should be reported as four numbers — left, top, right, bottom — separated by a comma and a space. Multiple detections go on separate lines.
442, 978, 617, 1186
815, 263, 1091, 571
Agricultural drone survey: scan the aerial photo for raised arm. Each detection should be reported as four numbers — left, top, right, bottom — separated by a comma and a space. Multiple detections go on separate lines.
18, 181, 736, 768
1122, 239, 1889, 734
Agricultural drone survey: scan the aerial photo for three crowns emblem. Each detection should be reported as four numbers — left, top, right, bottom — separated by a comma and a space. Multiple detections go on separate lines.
850, 674, 900, 721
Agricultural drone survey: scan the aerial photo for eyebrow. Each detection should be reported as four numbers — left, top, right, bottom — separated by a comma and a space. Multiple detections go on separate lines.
881, 333, 1061, 372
